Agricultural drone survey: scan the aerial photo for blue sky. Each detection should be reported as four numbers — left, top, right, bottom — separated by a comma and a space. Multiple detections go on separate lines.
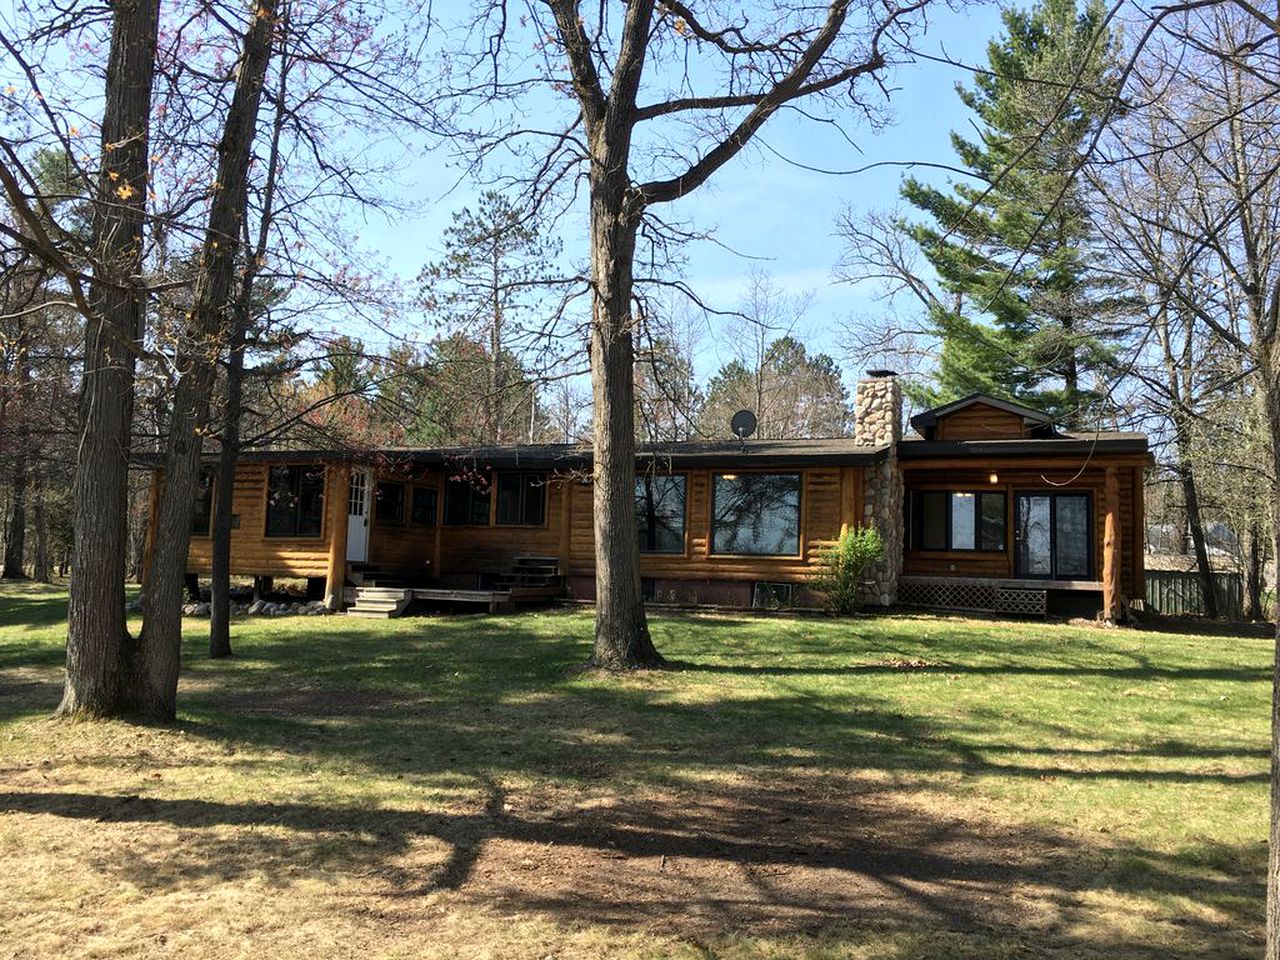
343, 2, 1009, 386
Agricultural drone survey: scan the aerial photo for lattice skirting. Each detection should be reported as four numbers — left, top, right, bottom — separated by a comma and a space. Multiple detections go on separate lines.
899, 578, 1047, 617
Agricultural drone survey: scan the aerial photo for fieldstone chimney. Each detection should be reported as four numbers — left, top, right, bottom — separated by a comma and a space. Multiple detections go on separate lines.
855, 371, 903, 606
854, 370, 902, 447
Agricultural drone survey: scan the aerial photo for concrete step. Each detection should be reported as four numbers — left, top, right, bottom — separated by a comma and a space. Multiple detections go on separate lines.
347, 607, 396, 618
349, 597, 404, 610
354, 587, 410, 599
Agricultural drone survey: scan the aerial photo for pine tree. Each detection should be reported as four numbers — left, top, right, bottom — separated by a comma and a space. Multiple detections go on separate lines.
900, 0, 1124, 422
418, 192, 560, 444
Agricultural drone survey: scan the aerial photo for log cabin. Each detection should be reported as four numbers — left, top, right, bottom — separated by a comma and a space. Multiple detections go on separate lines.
152, 372, 1150, 619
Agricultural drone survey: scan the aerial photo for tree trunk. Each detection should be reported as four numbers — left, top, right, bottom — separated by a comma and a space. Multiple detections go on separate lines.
58, 0, 160, 718
1247, 522, 1266, 621
1263, 367, 1280, 960
210, 25, 288, 659
209, 318, 244, 659
587, 179, 662, 669
3, 452, 27, 578
138, 0, 278, 715
32, 477, 50, 583
1177, 460, 1218, 624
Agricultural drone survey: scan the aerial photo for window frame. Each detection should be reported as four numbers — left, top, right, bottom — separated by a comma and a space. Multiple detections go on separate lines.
634, 473, 689, 555
410, 485, 438, 527
190, 468, 216, 538
709, 471, 804, 558
494, 471, 548, 527
374, 481, 406, 525
909, 489, 1007, 553
443, 476, 493, 527
263, 464, 327, 540
1014, 490, 1094, 580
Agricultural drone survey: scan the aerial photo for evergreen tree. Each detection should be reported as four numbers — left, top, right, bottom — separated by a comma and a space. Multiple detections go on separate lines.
419, 192, 561, 443
699, 336, 851, 440
899, 0, 1124, 422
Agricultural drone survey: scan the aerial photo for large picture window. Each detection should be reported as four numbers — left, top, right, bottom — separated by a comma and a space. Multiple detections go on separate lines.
635, 475, 686, 553
443, 478, 491, 526
191, 469, 215, 537
265, 465, 325, 538
911, 490, 1006, 552
711, 473, 801, 556
495, 471, 547, 526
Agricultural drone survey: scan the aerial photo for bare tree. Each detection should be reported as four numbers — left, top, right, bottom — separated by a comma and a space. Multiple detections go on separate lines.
1092, 4, 1280, 949
452, 0, 934, 667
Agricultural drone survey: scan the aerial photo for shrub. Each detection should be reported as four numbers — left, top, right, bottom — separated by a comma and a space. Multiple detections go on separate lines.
810, 525, 885, 615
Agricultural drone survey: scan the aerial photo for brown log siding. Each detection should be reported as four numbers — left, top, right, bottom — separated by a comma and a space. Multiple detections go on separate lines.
901, 461, 1146, 598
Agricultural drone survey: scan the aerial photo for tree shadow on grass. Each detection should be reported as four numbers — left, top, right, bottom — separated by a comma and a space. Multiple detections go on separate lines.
154, 610, 1271, 791
0, 587, 69, 631
1, 603, 1267, 954
0, 777, 1261, 957
665, 658, 1269, 683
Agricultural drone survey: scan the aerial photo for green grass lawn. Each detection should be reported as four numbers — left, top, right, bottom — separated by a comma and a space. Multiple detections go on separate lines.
0, 581, 1268, 959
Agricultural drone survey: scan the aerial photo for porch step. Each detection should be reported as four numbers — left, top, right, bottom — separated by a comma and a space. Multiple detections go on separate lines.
346, 564, 405, 589
495, 555, 564, 591
346, 586, 411, 619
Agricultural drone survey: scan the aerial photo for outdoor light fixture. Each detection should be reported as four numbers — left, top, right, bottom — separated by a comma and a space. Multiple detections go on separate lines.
721, 473, 738, 480
989, 473, 1000, 484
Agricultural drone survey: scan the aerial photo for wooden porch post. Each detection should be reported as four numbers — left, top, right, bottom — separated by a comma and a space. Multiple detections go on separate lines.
325, 462, 351, 611
1103, 467, 1122, 622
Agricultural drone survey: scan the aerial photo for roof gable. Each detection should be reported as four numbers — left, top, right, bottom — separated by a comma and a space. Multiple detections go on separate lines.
910, 394, 1056, 441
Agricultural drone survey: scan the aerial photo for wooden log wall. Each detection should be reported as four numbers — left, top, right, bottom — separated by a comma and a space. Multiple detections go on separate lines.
932, 403, 1028, 440
185, 461, 338, 578
566, 466, 863, 582
901, 460, 1146, 597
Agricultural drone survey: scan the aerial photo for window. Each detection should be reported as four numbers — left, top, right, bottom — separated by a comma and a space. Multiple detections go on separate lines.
191, 469, 215, 537
374, 482, 405, 524
411, 486, 438, 526
753, 582, 794, 609
444, 478, 491, 525
911, 490, 1006, 552
264, 465, 325, 538
495, 471, 546, 526
1015, 492, 1092, 579
635, 475, 686, 553
711, 473, 801, 556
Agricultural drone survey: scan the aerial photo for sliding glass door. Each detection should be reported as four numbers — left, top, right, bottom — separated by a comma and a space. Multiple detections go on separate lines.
1014, 492, 1092, 580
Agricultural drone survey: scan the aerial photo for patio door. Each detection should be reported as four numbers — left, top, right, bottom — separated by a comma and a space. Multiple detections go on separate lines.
346, 468, 372, 563
1014, 492, 1092, 580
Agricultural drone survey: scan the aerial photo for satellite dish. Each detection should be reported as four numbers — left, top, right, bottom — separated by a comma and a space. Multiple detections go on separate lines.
730, 409, 758, 440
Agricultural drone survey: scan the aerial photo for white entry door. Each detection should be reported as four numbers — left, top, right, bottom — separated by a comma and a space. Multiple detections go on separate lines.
346, 469, 372, 562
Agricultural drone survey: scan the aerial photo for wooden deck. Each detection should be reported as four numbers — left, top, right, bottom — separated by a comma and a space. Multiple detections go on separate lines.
344, 583, 565, 617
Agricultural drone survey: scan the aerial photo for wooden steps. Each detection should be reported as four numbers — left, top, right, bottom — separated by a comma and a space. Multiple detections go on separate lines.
494, 555, 564, 591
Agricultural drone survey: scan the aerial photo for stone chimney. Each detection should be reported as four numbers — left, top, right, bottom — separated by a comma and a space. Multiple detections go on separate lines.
855, 371, 903, 606
854, 370, 902, 448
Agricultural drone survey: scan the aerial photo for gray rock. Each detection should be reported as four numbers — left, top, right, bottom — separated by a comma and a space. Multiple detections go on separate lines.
247, 600, 266, 615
